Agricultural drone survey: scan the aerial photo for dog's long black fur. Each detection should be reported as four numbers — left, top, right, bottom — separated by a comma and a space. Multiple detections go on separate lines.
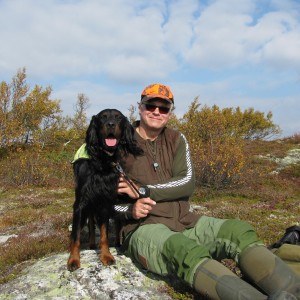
67, 109, 142, 271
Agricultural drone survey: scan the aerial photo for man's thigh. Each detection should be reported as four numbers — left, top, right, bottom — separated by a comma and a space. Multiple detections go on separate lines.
126, 223, 177, 275
183, 215, 226, 246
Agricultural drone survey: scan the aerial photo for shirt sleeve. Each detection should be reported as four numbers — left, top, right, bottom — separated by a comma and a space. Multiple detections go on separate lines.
147, 133, 195, 202
114, 203, 133, 220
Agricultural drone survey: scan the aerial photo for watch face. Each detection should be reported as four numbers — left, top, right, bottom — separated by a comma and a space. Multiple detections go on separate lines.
138, 186, 149, 198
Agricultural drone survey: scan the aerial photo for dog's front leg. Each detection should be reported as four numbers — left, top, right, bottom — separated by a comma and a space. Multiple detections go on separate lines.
99, 222, 115, 265
67, 209, 82, 271
114, 218, 122, 247
88, 215, 96, 249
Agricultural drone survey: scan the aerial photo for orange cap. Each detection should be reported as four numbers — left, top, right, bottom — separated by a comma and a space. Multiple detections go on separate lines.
141, 84, 174, 104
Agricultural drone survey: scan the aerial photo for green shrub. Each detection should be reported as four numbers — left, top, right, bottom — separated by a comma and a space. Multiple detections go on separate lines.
174, 99, 246, 189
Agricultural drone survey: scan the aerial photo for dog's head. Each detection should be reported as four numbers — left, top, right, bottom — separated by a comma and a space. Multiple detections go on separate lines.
85, 109, 142, 159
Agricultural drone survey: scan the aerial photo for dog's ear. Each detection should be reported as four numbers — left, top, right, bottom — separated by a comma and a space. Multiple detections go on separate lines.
85, 115, 99, 149
122, 118, 143, 156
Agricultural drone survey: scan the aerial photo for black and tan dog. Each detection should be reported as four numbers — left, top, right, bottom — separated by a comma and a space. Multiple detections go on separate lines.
67, 109, 142, 271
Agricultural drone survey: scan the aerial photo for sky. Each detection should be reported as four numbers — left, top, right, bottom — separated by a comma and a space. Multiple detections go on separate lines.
0, 0, 300, 138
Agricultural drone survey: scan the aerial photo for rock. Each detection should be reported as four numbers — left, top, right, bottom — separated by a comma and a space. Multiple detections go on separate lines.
257, 148, 300, 171
0, 249, 174, 300
0, 222, 196, 299
0, 234, 18, 244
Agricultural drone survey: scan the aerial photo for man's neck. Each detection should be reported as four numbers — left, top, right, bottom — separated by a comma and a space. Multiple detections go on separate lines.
136, 125, 162, 141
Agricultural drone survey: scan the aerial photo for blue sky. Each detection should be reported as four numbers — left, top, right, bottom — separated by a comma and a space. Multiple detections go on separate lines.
0, 0, 299, 137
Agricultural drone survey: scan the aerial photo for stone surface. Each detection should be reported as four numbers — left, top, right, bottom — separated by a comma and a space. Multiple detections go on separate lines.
0, 249, 174, 300
0, 234, 18, 244
258, 148, 300, 171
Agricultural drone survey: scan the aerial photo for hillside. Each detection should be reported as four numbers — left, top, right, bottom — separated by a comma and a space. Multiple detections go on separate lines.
0, 135, 299, 299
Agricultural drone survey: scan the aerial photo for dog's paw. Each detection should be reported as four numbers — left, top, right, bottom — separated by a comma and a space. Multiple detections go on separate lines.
100, 252, 115, 266
67, 256, 81, 271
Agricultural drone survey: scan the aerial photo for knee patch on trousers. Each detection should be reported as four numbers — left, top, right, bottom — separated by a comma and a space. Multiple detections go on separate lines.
162, 233, 210, 284
217, 219, 263, 261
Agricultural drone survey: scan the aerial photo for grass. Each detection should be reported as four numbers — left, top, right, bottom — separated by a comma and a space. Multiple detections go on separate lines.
0, 135, 299, 298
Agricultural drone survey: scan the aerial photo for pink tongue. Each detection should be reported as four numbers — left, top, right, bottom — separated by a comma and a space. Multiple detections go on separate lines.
105, 138, 117, 147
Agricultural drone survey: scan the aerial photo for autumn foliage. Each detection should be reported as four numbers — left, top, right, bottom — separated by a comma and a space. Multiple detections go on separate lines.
169, 98, 280, 189
0, 68, 61, 147
0, 69, 283, 189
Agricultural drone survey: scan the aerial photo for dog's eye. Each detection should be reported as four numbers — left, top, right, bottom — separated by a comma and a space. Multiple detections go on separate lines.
114, 114, 122, 120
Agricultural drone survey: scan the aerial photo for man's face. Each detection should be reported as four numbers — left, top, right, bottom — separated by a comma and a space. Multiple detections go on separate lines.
139, 99, 172, 131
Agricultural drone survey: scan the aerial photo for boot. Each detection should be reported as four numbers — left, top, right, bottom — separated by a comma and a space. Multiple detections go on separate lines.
239, 245, 300, 299
193, 258, 268, 300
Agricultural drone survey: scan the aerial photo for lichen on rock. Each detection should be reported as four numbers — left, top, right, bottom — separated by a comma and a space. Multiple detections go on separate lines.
0, 249, 173, 300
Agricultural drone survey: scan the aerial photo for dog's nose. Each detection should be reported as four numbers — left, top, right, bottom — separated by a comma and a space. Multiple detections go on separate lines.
107, 121, 116, 128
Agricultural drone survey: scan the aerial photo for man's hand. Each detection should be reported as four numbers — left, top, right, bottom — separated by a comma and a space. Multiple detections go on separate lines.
117, 176, 156, 219
117, 176, 139, 199
132, 198, 156, 220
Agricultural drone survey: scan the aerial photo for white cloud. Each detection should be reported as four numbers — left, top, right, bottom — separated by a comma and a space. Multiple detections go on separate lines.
1, 0, 300, 78
162, 0, 198, 54
186, 1, 300, 71
263, 30, 300, 69
0, 0, 173, 79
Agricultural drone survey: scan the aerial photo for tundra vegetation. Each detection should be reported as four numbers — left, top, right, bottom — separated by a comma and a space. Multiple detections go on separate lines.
0, 69, 299, 298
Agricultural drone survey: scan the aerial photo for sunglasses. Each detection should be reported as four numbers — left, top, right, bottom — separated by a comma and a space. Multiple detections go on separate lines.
144, 104, 171, 114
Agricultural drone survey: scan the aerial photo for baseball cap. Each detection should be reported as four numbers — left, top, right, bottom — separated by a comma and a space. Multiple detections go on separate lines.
141, 84, 174, 104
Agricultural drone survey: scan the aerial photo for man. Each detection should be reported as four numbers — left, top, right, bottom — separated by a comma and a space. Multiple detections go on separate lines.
117, 83, 300, 300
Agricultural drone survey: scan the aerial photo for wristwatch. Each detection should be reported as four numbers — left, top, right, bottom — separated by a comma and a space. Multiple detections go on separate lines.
138, 185, 150, 198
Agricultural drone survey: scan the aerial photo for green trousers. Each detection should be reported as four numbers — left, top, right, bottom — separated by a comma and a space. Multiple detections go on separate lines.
125, 216, 263, 286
